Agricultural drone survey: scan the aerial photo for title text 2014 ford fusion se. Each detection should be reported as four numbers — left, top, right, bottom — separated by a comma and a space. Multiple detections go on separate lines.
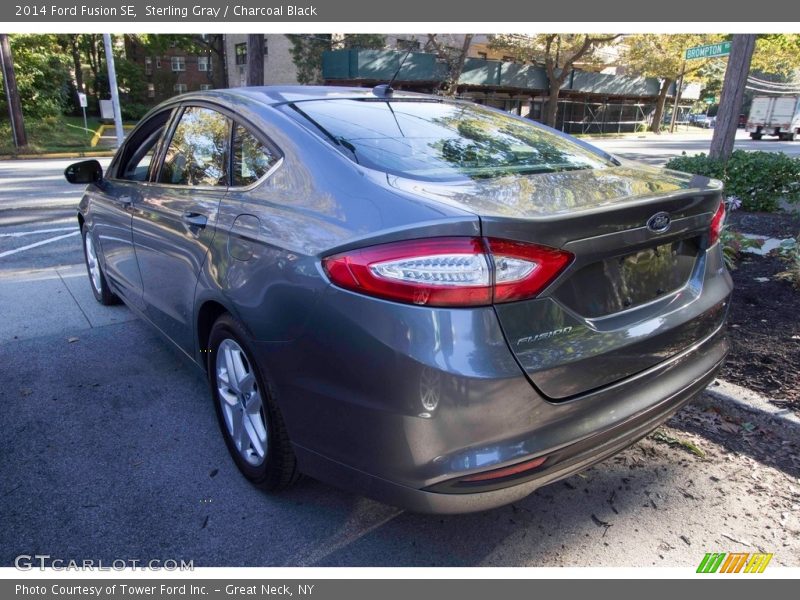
65, 87, 732, 513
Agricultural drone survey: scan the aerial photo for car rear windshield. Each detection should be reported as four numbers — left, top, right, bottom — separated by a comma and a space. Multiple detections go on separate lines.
284, 98, 614, 182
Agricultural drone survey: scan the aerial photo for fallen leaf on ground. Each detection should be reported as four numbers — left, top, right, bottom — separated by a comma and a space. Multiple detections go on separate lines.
591, 514, 611, 527
651, 429, 706, 458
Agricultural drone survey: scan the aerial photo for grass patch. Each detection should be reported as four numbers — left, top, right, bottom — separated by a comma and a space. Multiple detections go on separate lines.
0, 115, 133, 155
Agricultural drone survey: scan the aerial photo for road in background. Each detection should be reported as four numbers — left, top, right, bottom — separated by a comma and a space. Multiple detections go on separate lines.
0, 158, 112, 271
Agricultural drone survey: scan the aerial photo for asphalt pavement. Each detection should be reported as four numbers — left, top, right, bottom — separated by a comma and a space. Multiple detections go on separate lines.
1, 131, 799, 568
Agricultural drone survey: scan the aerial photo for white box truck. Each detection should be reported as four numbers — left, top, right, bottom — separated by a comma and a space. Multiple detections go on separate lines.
746, 95, 800, 141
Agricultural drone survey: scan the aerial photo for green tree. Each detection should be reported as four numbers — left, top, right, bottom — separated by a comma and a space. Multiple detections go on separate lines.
286, 34, 386, 84
488, 34, 621, 128
1, 35, 71, 120
751, 34, 800, 76
623, 34, 724, 133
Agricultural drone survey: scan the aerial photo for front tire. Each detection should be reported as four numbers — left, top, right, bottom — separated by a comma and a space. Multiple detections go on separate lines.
208, 314, 300, 490
750, 132, 762, 140
81, 224, 119, 305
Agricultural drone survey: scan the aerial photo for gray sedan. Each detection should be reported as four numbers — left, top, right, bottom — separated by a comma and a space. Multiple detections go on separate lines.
65, 86, 732, 513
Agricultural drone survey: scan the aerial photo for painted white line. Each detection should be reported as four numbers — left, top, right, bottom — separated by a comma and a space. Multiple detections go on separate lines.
0, 231, 80, 259
0, 227, 77, 238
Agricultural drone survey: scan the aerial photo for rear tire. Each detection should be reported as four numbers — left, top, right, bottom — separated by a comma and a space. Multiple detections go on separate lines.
81, 224, 119, 305
208, 313, 300, 490
750, 132, 762, 140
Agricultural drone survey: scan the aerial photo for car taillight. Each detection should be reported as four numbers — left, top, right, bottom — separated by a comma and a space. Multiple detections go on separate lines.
709, 201, 726, 246
322, 237, 573, 307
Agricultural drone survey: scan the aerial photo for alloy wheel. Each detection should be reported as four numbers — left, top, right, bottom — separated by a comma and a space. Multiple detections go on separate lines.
215, 338, 268, 466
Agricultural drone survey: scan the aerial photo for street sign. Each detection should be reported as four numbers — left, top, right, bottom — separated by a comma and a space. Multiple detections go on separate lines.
77, 92, 89, 136
704, 97, 715, 104
685, 41, 732, 60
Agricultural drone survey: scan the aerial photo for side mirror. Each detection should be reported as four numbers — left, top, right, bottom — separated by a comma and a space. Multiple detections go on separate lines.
65, 160, 103, 184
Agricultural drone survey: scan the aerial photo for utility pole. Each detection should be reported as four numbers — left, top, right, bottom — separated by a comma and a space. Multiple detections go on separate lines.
102, 33, 124, 148
669, 61, 686, 133
246, 34, 264, 86
709, 34, 756, 161
0, 33, 27, 148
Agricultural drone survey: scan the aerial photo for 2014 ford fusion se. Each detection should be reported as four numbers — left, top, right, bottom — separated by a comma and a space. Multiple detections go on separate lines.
65, 86, 732, 513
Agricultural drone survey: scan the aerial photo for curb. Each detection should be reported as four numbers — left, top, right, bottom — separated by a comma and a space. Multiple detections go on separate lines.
89, 124, 107, 147
90, 123, 135, 147
0, 151, 116, 160
702, 379, 800, 431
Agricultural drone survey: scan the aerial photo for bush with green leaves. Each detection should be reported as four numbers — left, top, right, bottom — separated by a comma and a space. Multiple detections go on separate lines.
776, 235, 800, 289
665, 150, 800, 212
719, 227, 763, 270
120, 103, 150, 122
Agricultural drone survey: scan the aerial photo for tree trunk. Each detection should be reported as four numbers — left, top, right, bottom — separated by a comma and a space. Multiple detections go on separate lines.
710, 34, 756, 161
544, 84, 561, 128
246, 34, 264, 86
444, 34, 473, 96
212, 35, 227, 90
0, 34, 27, 148
71, 36, 84, 111
650, 78, 673, 134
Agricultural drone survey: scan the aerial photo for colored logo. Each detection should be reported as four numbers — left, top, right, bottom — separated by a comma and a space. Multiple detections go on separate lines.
697, 552, 773, 573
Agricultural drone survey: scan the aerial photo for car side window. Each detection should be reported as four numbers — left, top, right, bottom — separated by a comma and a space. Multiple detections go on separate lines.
231, 124, 280, 187
158, 107, 230, 187
116, 111, 172, 182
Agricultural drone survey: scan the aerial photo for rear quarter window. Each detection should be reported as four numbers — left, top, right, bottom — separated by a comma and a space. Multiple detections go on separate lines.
231, 124, 280, 187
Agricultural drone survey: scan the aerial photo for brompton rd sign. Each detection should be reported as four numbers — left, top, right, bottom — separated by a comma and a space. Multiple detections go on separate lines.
685, 41, 732, 60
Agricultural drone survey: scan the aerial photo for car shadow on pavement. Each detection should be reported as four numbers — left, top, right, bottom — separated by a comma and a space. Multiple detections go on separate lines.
244, 437, 747, 567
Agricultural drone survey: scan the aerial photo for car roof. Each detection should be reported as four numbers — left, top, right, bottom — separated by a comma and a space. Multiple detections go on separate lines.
171, 85, 438, 109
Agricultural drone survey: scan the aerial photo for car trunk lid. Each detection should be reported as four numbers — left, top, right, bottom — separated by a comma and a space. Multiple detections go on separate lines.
389, 164, 728, 399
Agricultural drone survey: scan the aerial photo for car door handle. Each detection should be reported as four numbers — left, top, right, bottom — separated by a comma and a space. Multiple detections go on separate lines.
117, 195, 133, 209
182, 212, 208, 228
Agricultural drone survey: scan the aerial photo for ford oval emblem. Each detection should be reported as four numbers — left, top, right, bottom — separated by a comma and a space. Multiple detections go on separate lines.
647, 212, 671, 233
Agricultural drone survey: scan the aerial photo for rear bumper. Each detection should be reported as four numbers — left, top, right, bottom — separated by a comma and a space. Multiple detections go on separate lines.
285, 322, 728, 513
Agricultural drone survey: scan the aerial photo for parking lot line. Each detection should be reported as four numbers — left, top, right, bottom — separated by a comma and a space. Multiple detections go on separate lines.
0, 230, 79, 259
0, 226, 76, 238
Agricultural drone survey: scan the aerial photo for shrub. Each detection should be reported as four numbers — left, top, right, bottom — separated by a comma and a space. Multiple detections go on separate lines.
719, 227, 763, 270
776, 235, 800, 289
665, 150, 800, 212
120, 103, 150, 122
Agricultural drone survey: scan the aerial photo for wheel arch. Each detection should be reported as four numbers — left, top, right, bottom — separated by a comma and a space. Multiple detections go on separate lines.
196, 298, 231, 370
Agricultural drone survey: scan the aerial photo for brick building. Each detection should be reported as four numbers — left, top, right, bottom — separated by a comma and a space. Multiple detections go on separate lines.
124, 36, 226, 104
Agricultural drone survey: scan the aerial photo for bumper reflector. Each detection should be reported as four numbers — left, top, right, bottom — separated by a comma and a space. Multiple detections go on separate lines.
459, 455, 548, 483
